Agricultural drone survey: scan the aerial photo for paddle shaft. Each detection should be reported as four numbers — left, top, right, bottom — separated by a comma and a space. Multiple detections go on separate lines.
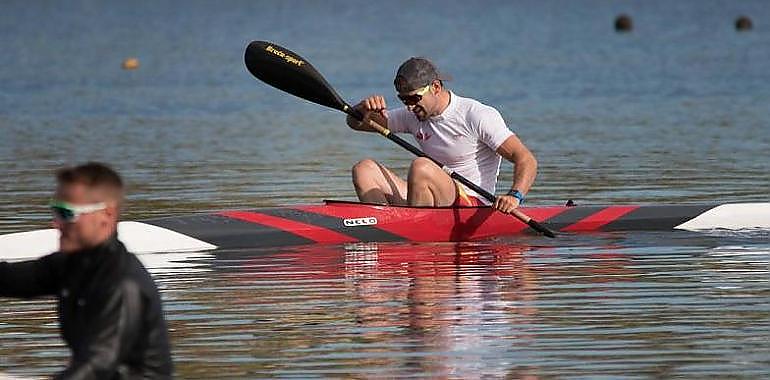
344, 106, 556, 238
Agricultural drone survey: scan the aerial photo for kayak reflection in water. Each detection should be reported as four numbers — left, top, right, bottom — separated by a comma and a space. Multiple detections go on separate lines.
0, 162, 173, 379
346, 57, 538, 214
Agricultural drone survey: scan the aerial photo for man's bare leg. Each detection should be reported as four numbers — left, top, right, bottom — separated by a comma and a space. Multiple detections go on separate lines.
407, 157, 458, 207
352, 159, 408, 204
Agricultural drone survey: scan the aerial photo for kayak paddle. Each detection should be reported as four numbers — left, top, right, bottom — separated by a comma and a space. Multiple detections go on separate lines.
244, 40, 556, 238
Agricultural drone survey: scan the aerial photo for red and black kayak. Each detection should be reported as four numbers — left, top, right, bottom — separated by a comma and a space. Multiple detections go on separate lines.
148, 200, 769, 248
2, 200, 768, 260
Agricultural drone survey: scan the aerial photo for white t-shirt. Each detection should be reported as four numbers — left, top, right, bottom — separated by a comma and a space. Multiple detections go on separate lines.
387, 91, 514, 203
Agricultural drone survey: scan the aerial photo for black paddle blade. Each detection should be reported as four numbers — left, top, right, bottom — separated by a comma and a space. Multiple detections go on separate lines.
245, 41, 350, 112
528, 219, 556, 238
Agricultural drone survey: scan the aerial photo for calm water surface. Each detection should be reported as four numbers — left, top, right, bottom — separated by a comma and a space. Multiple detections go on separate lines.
1, 0, 769, 378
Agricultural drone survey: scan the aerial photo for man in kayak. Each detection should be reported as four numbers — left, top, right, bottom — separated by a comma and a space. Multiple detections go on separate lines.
346, 57, 538, 213
0, 162, 173, 379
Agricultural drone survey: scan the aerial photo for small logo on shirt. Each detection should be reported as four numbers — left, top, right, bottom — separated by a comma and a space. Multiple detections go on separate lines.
415, 130, 432, 141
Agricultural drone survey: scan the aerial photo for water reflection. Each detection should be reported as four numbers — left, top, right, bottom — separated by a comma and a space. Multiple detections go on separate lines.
187, 240, 653, 377
164, 233, 767, 378
3, 235, 770, 378
208, 242, 539, 378
345, 243, 539, 378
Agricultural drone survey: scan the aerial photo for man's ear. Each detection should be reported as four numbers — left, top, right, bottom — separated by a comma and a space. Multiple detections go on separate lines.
104, 201, 120, 221
431, 80, 443, 95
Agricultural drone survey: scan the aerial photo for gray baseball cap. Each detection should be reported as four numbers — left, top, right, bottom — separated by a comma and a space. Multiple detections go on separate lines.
393, 57, 451, 93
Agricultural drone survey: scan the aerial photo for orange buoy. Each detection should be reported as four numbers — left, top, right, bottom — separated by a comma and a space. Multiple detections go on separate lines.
122, 57, 140, 70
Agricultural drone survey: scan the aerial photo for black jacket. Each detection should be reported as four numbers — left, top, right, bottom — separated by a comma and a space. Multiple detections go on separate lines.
0, 236, 173, 379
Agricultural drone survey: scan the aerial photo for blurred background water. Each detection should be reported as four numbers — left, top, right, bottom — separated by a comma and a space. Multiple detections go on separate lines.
1, 0, 769, 378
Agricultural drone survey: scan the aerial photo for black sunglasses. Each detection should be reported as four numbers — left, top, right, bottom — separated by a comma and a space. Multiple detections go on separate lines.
397, 83, 432, 106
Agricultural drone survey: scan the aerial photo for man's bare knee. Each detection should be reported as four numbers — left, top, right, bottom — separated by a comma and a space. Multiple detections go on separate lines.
408, 157, 440, 183
352, 158, 380, 177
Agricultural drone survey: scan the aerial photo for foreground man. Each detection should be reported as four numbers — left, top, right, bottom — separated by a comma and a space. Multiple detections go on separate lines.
346, 57, 538, 213
0, 162, 172, 379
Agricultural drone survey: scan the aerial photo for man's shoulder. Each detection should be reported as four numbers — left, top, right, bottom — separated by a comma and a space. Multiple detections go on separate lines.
123, 253, 158, 288
450, 93, 500, 117
109, 264, 162, 308
103, 243, 160, 298
449, 93, 501, 126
